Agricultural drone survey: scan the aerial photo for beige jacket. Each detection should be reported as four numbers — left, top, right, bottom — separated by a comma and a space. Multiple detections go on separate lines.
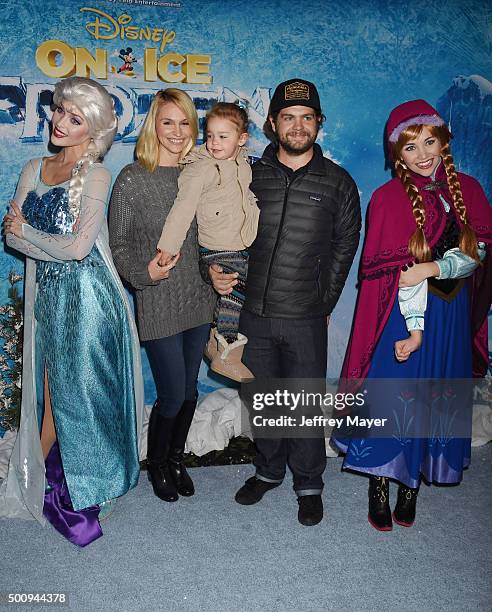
157, 144, 260, 254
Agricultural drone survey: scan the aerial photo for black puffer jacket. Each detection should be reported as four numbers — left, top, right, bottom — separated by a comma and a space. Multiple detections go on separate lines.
244, 143, 361, 318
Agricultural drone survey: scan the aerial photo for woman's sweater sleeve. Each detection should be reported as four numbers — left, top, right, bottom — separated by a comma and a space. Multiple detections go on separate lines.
108, 170, 158, 290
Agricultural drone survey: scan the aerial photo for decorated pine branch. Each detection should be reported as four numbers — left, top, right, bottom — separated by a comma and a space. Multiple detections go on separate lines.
0, 271, 23, 433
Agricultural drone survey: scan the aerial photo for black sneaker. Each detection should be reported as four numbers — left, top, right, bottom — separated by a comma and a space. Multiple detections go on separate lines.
234, 476, 281, 505
297, 495, 323, 526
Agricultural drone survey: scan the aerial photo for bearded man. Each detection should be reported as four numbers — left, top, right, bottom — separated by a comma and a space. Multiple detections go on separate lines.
208, 79, 361, 525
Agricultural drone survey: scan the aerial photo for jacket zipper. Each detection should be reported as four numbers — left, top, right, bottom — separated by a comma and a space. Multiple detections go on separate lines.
236, 159, 246, 212
261, 172, 291, 315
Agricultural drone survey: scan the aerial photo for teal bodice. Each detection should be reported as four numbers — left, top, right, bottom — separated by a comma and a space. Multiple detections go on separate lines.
22, 187, 105, 287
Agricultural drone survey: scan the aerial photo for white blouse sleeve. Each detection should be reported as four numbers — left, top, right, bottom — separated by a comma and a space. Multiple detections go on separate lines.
398, 280, 428, 332
435, 244, 486, 279
19, 165, 111, 261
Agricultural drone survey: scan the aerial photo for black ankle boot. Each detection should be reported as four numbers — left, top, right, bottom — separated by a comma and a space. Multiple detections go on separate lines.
168, 397, 197, 496
168, 448, 194, 496
368, 476, 392, 531
393, 484, 419, 527
147, 404, 178, 502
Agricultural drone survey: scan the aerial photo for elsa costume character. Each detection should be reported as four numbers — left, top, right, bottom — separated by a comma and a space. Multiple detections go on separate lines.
0, 77, 144, 546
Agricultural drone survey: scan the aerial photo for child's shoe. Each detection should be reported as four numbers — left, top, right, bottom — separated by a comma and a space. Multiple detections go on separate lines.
204, 327, 219, 362
210, 332, 254, 383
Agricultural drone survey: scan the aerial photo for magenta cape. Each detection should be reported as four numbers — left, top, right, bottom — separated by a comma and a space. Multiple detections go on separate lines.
341, 166, 492, 383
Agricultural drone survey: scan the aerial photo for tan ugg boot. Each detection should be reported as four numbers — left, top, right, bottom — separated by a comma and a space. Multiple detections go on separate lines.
210, 332, 255, 383
204, 327, 219, 362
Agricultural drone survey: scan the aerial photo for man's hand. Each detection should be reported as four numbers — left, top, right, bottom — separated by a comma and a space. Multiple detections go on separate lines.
394, 330, 423, 362
209, 263, 238, 295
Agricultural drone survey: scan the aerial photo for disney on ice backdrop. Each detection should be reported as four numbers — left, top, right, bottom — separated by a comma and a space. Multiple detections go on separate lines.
0, 0, 490, 443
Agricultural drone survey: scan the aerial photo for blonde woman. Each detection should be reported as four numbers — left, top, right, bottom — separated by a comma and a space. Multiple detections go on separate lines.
109, 89, 215, 503
1, 77, 143, 546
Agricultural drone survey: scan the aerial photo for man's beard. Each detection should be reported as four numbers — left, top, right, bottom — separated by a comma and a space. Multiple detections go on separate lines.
278, 130, 317, 155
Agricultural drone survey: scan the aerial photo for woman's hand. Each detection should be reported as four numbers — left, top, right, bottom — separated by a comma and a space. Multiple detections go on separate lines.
394, 330, 423, 362
208, 263, 238, 295
3, 200, 27, 238
148, 251, 180, 281
399, 262, 439, 287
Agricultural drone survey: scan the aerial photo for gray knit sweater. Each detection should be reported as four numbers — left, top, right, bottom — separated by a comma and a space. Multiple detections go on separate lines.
108, 161, 216, 341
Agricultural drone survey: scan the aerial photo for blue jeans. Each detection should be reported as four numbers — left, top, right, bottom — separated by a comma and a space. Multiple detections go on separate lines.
144, 323, 210, 417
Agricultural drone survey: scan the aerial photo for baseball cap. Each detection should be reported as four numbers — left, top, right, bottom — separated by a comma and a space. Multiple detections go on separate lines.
269, 78, 321, 114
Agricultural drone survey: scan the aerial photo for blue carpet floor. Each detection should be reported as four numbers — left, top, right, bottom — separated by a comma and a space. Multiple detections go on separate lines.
1, 444, 491, 612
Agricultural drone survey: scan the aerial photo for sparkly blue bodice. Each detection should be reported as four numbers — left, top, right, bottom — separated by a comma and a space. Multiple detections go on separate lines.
23, 187, 75, 235
22, 187, 103, 286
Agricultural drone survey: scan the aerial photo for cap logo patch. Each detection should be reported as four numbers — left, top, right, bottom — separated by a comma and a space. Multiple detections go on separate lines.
285, 81, 309, 101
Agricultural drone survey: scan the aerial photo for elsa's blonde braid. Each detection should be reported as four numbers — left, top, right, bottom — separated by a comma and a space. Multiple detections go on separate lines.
67, 140, 99, 220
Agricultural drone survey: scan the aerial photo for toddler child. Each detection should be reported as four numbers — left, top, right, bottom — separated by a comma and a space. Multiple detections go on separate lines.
157, 102, 260, 382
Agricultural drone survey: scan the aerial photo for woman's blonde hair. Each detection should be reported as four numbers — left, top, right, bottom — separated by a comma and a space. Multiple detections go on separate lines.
136, 88, 198, 172
393, 124, 479, 263
53, 76, 117, 221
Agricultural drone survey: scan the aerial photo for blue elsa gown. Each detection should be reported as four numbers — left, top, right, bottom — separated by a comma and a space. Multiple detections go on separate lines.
20, 171, 139, 529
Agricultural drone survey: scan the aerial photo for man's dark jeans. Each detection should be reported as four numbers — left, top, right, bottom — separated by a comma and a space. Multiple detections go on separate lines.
239, 309, 328, 496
